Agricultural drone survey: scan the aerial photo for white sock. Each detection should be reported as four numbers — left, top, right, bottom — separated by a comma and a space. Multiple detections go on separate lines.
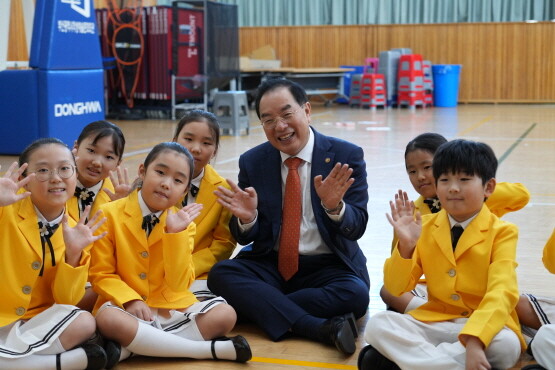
58, 347, 88, 369
0, 347, 88, 369
0, 355, 57, 370
119, 346, 132, 361
125, 322, 237, 360
212, 340, 238, 361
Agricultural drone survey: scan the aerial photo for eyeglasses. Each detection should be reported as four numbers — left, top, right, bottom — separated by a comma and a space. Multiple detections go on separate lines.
260, 104, 305, 129
30, 165, 75, 182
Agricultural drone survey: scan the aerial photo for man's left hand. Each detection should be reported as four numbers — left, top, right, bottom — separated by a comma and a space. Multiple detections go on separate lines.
314, 162, 354, 212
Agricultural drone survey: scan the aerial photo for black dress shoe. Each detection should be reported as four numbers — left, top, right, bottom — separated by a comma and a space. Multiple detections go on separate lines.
521, 365, 547, 370
357, 345, 400, 370
319, 314, 356, 355
103, 340, 122, 369
229, 335, 252, 362
82, 343, 108, 370
344, 312, 359, 339
210, 335, 252, 362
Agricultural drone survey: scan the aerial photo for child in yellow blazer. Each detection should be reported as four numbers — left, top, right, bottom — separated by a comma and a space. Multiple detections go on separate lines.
70, 120, 130, 312
172, 110, 236, 300
361, 139, 524, 370
0, 138, 107, 369
382, 133, 530, 313
89, 142, 251, 368
70, 120, 128, 222
525, 228, 555, 368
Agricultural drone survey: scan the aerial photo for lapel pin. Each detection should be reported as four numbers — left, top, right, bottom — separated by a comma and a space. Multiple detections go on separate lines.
325, 158, 331, 163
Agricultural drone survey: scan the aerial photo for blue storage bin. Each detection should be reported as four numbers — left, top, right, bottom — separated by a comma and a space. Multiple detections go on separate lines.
432, 65, 462, 107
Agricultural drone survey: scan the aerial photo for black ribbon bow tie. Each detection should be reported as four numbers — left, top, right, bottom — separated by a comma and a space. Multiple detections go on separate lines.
190, 184, 199, 198
423, 198, 441, 213
142, 214, 160, 237
38, 221, 59, 276
75, 186, 95, 212
182, 185, 200, 207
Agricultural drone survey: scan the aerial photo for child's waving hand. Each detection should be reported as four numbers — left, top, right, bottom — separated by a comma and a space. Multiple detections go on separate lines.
0, 162, 34, 206
386, 189, 422, 258
62, 205, 107, 266
166, 203, 203, 233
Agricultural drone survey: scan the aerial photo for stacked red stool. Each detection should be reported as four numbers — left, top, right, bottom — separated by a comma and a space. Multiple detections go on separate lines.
360, 73, 386, 109
423, 60, 434, 106
397, 54, 425, 108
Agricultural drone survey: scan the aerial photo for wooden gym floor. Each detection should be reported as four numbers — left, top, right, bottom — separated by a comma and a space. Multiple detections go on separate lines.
1, 102, 554, 369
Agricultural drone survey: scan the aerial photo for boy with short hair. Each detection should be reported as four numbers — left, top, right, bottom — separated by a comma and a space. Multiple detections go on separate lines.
525, 228, 555, 369
359, 139, 524, 370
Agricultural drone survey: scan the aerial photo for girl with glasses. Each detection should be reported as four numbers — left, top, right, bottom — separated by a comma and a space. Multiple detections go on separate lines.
0, 138, 108, 369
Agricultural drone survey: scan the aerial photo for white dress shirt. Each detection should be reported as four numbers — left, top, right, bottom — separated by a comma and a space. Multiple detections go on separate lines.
240, 129, 346, 255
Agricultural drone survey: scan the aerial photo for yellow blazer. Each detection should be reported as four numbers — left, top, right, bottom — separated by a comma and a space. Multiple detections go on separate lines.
176, 165, 236, 279
484, 182, 530, 218
90, 190, 198, 314
385, 205, 525, 350
67, 178, 115, 221
0, 197, 90, 326
543, 228, 555, 274
391, 182, 530, 251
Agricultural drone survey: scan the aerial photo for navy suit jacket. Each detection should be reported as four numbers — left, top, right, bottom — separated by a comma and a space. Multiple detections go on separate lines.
230, 127, 370, 287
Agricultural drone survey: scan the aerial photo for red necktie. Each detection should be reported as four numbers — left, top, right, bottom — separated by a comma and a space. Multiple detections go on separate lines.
279, 157, 303, 280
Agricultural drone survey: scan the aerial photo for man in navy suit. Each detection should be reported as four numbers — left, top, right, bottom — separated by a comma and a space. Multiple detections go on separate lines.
210, 78, 369, 354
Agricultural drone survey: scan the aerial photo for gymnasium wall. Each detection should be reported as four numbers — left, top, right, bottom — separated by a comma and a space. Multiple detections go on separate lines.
7, 0, 555, 103
239, 22, 555, 103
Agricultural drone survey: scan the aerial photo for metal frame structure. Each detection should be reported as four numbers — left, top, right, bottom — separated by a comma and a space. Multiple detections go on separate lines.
170, 0, 239, 120
170, 0, 209, 120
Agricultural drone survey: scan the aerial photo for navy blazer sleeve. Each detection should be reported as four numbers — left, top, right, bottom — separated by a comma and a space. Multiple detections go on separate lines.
318, 143, 368, 242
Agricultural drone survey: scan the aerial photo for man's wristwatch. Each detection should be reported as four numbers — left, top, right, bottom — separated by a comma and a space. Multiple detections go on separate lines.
321, 200, 343, 214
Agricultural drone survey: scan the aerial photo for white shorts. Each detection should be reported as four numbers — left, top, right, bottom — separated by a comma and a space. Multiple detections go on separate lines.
189, 279, 218, 301
522, 293, 555, 338
531, 324, 555, 368
405, 283, 428, 313
524, 293, 555, 326
365, 311, 521, 370
0, 304, 85, 358
97, 297, 226, 341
